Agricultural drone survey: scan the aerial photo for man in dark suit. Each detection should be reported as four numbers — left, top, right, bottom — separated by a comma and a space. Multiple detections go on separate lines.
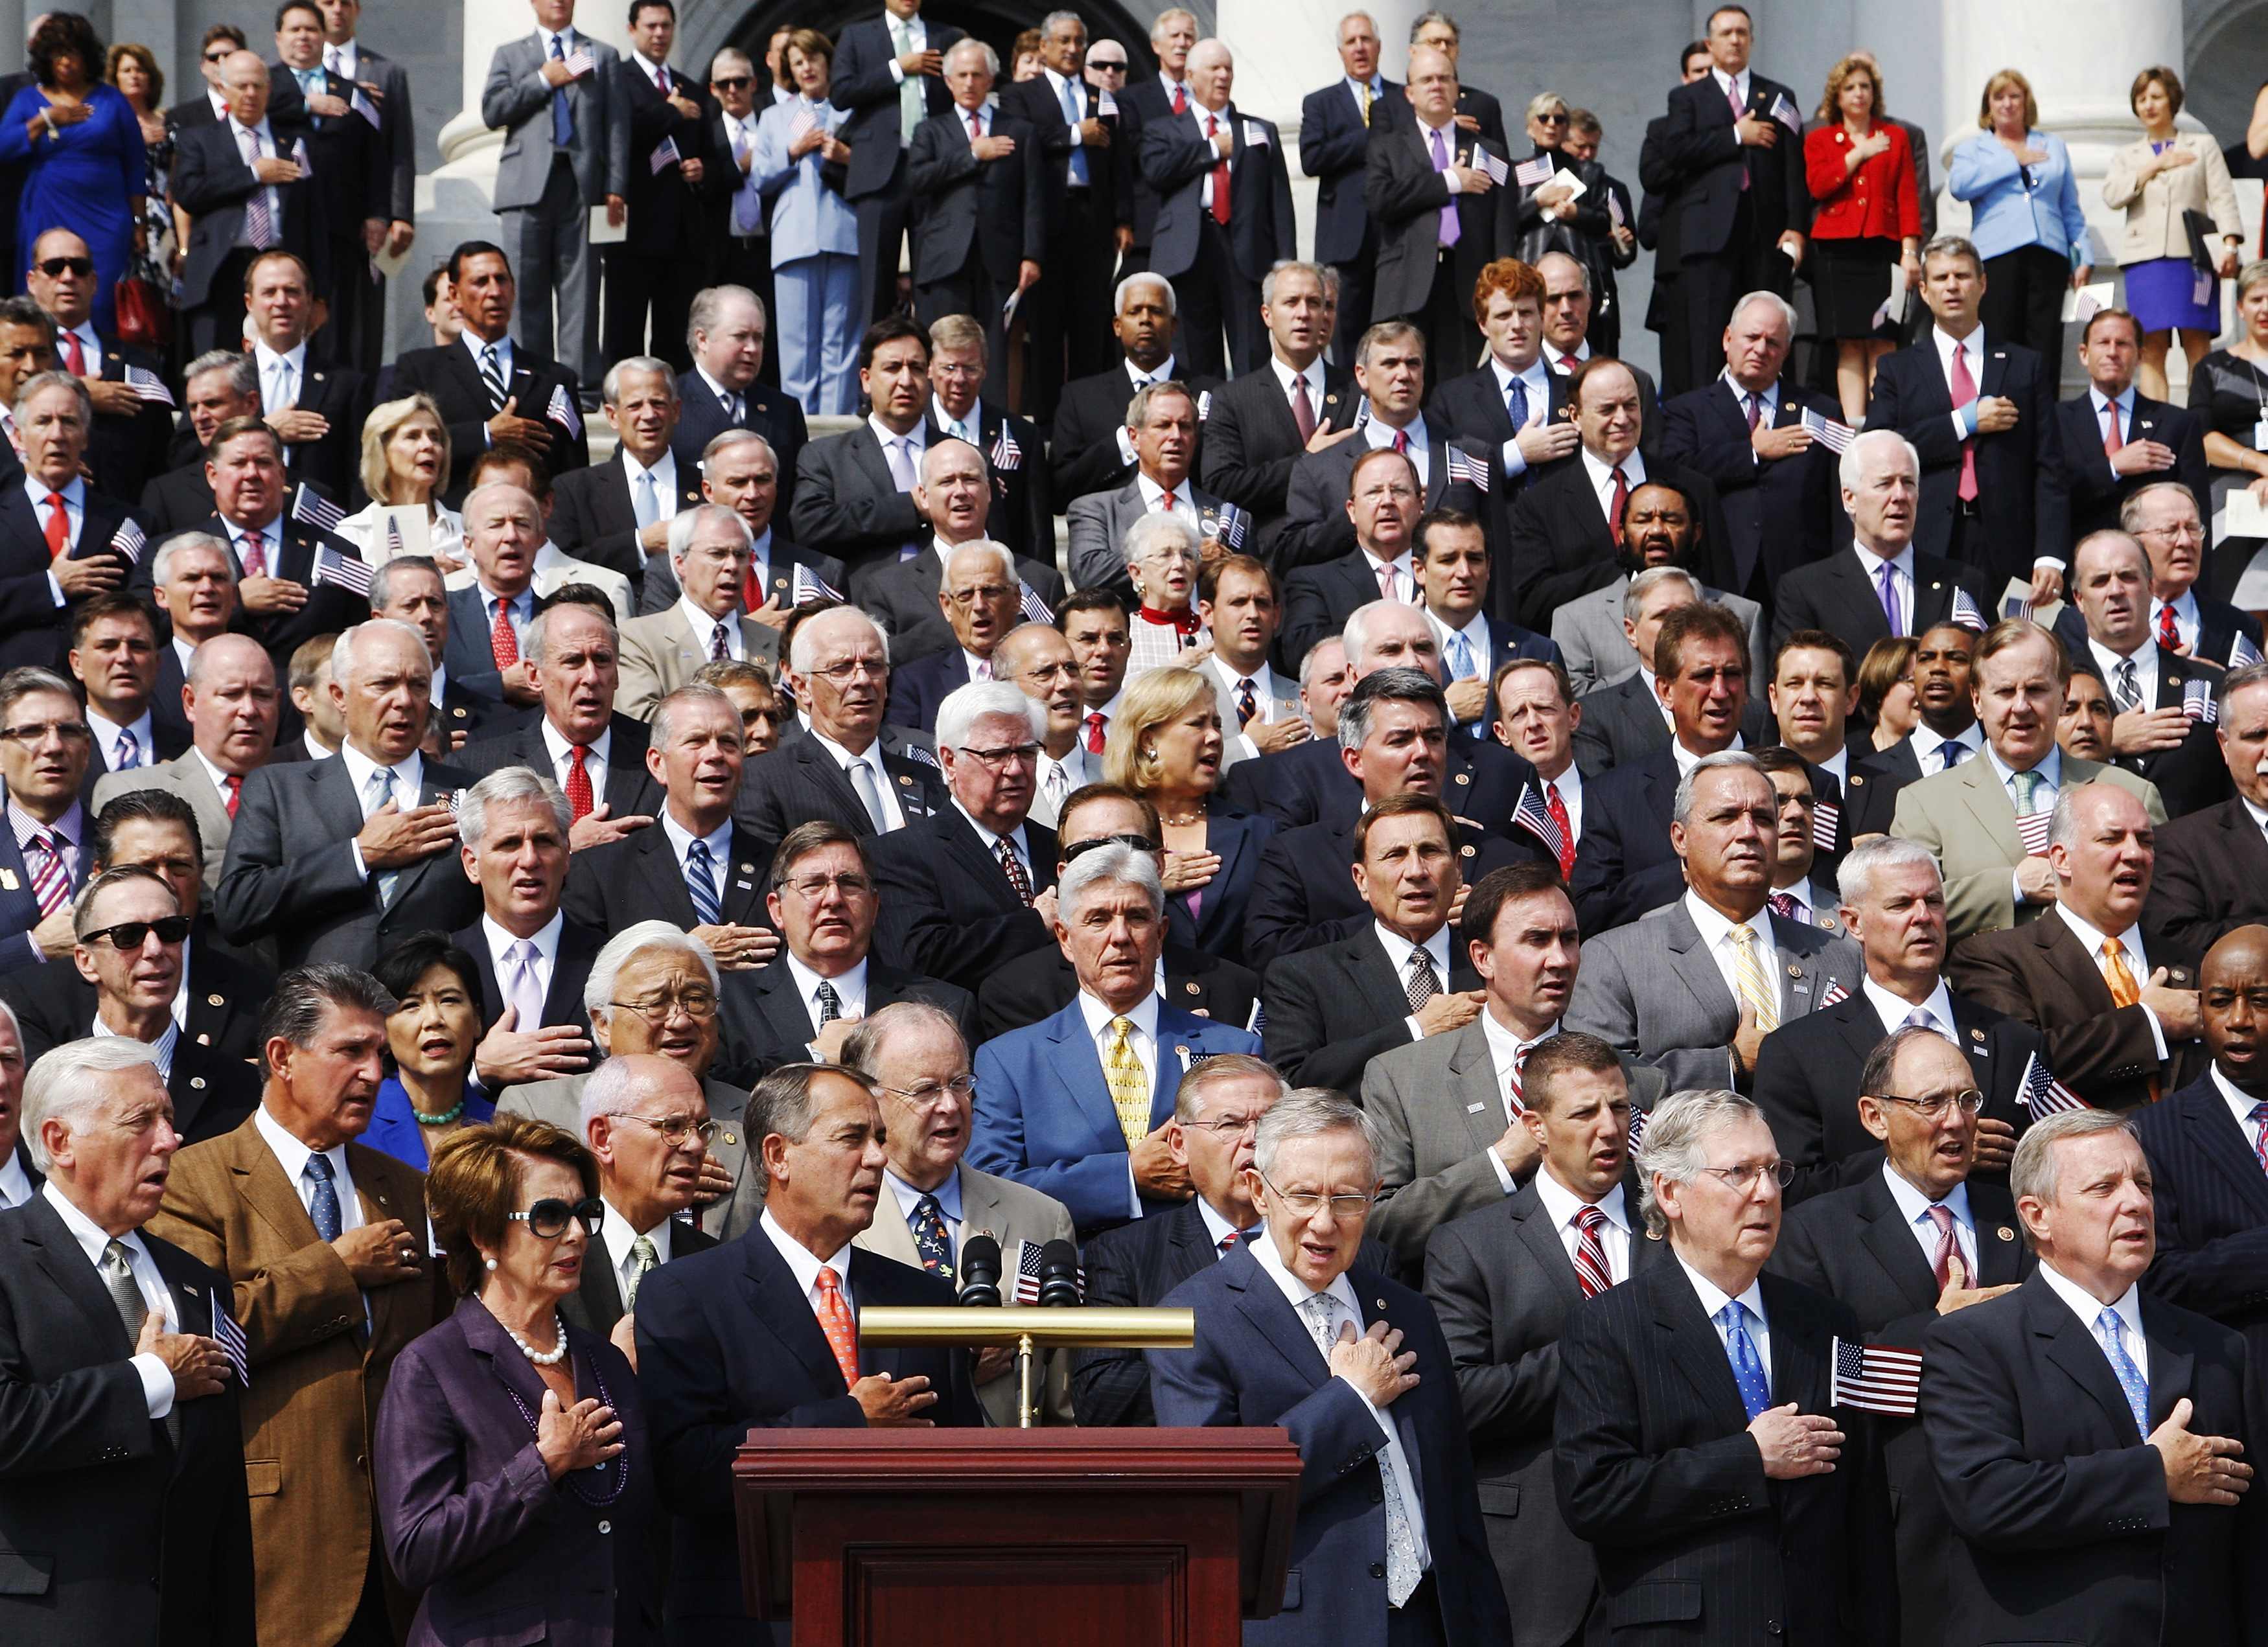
785, 317, 939, 575
1419, 511, 1562, 728
365, 554, 504, 750
558, 1052, 720, 1339
855, 444, 1055, 670
1149, 1089, 1514, 1646
1301, 16, 1402, 366
636, 1062, 982, 1643
550, 357, 705, 596
1424, 1035, 1674, 1647
1074, 1053, 1282, 1426
269, 2, 389, 371
1556, 1086, 1893, 1646
2096, 481, 2264, 668
1424, 257, 1578, 492
388, 242, 591, 499
213, 617, 478, 970
240, 250, 369, 503
1660, 290, 1840, 604
1844, 622, 1985, 837
0, 665, 97, 974
0, 996, 25, 1206
1655, 7, 1812, 391
829, 0, 962, 327
1284, 446, 1457, 669
1864, 235, 2068, 601
2147, 664, 2268, 965
0, 1038, 255, 1647
23, 229, 173, 503
1948, 781, 2206, 1110
1752, 838, 2041, 1205
1044, 275, 1220, 510
1921, 1107, 2262, 1647
65, 594, 185, 807
671, 284, 809, 524
1138, 41, 1295, 380
606, 3, 713, 369
310, 0, 418, 378
1770, 1024, 2035, 1647
135, 355, 259, 542
699, 49, 776, 354
0, 370, 141, 677
920, 321, 1052, 569
2061, 309, 2210, 540
634, 428, 842, 624
170, 50, 323, 355
439, 479, 558, 707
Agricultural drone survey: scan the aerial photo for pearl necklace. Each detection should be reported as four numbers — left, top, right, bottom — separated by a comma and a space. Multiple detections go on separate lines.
503, 1311, 568, 1366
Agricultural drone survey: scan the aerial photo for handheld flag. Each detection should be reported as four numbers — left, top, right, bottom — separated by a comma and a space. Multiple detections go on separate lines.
1444, 446, 1492, 493
2015, 809, 2053, 857
563, 47, 594, 77
123, 365, 175, 406
2017, 1051, 2087, 1117
213, 1290, 250, 1387
108, 520, 146, 565
989, 422, 1022, 470
312, 546, 374, 597
1512, 785, 1570, 868
1798, 406, 1855, 454
1811, 798, 1841, 853
1009, 1238, 1085, 1304
1214, 501, 1250, 549
1769, 91, 1803, 134
290, 483, 345, 535
791, 563, 844, 603
649, 135, 681, 174
1831, 1337, 1920, 1416
546, 383, 583, 438
2233, 632, 2264, 669
1950, 588, 1989, 633
2182, 679, 2218, 723
1512, 154, 1553, 189
1818, 980, 1850, 1006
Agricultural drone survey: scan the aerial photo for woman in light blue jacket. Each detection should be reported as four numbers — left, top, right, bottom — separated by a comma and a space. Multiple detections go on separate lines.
1947, 68, 2093, 357
750, 28, 859, 416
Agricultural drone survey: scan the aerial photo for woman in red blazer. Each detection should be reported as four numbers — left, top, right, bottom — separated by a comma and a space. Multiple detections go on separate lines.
1805, 54, 1922, 424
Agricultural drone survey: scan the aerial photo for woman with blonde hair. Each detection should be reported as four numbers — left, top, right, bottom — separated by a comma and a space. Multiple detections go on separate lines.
2105, 65, 2246, 400
1947, 68, 2091, 356
1102, 664, 1275, 962
337, 393, 465, 569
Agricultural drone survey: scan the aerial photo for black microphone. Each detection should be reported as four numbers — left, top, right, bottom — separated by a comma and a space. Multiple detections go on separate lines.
957, 1234, 1003, 1307
1036, 1238, 1082, 1307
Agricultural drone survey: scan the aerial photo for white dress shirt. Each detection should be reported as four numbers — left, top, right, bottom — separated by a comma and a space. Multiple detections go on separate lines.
2054, 903, 2167, 1059
43, 1182, 177, 1416
1433, 610, 1492, 681
89, 1015, 180, 1081
1722, 371, 1781, 463
932, 393, 986, 447
2091, 385, 2136, 450
1361, 413, 1430, 488
255, 1105, 365, 1237
2036, 1260, 2149, 1383
1879, 1160, 1978, 1281
677, 593, 743, 662
253, 339, 309, 414
2214, 1065, 2268, 1146
885, 1166, 964, 1253
1684, 889, 1783, 1025
1538, 765, 1584, 844
1478, 1006, 1558, 1193
85, 707, 156, 776
658, 807, 737, 898
1853, 540, 1915, 635
805, 726, 906, 830
2087, 637, 2159, 711
1671, 728, 1744, 776
759, 1204, 857, 1319
1270, 354, 1328, 433
1710, 66, 1753, 114
481, 908, 562, 1010
1580, 445, 1645, 532
539, 716, 612, 791
1079, 989, 1161, 1217
598, 1195, 675, 1300
1135, 469, 1203, 533
952, 798, 1032, 886
1205, 654, 1287, 762
229, 118, 284, 249
1534, 1170, 1634, 1285
1863, 974, 1960, 1040
28, 473, 84, 604
1680, 1254, 1772, 1381
1933, 327, 1988, 446
0, 1149, 29, 1207
1373, 920, 1453, 1044
623, 446, 683, 530
462, 328, 516, 394
785, 952, 867, 1042
1909, 720, 1985, 774
338, 742, 423, 881
1492, 354, 1555, 475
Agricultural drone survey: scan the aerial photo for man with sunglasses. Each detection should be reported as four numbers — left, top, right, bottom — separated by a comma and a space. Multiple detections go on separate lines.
1769, 1024, 2031, 1647
0, 664, 94, 973
699, 60, 778, 362
22, 227, 172, 501
64, 864, 259, 1142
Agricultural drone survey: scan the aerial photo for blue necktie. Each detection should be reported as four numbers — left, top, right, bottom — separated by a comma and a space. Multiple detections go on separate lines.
1505, 375, 1529, 433
304, 1153, 342, 1242
1717, 1301, 1770, 1420
1061, 77, 1088, 187
2094, 1307, 2151, 1435
1446, 631, 1477, 681
550, 36, 574, 148
686, 838, 723, 926
910, 1195, 954, 1278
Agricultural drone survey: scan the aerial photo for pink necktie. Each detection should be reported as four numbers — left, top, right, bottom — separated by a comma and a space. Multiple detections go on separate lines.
240, 529, 267, 580
1430, 127, 1461, 247
1726, 78, 1750, 191
1949, 345, 1981, 502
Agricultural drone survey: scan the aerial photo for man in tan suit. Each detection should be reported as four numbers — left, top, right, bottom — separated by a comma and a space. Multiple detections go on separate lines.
1890, 618, 2162, 940
617, 503, 776, 717
844, 1000, 1076, 1424
148, 962, 445, 1647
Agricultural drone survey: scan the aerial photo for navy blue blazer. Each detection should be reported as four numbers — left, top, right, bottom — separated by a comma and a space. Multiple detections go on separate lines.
2054, 391, 2210, 541
967, 996, 1262, 1234
1217, 731, 1536, 835
1164, 804, 1279, 965
2134, 1074, 2268, 1357
1148, 1243, 1513, 1646
1566, 744, 1684, 933
0, 813, 94, 974
884, 643, 973, 735
1300, 76, 1404, 266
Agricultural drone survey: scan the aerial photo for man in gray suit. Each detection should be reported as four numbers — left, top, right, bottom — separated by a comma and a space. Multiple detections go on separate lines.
1064, 380, 1226, 598
480, 0, 629, 384
1568, 750, 1862, 1091
1365, 863, 1667, 1271
1549, 497, 1765, 700
92, 636, 278, 890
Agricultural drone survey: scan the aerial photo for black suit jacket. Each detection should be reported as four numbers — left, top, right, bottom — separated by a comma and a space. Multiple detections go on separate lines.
1218, 728, 1536, 837
1658, 72, 1812, 263
440, 582, 537, 705
456, 712, 660, 820
1844, 730, 1989, 840
0, 927, 271, 1068
1504, 454, 1726, 631
881, 638, 973, 735
170, 114, 324, 308
449, 916, 607, 1057
2055, 391, 2210, 540
1072, 1197, 1223, 1427
998, 70, 1129, 231
561, 812, 769, 934
905, 108, 1043, 286
2092, 645, 2230, 819
1139, 102, 1295, 284
1198, 360, 1356, 568
1426, 363, 1577, 472
1262, 927, 1482, 1095
828, 15, 963, 201
1279, 416, 1496, 585
1363, 119, 1512, 324
785, 423, 936, 574
738, 734, 947, 865
1045, 360, 1188, 506
2135, 1075, 2268, 1358
165, 1038, 264, 1145
0, 483, 140, 671
668, 369, 809, 525
2051, 592, 2263, 672
850, 539, 1063, 666
264, 60, 389, 233
1862, 338, 2068, 589
617, 57, 713, 253
1555, 1262, 1893, 1647
549, 449, 705, 588
724, 953, 975, 1077
134, 463, 216, 542
82, 336, 176, 505
135, 513, 365, 678
1660, 378, 1842, 596
0, 1194, 256, 1647
1768, 545, 1987, 660
867, 811, 1059, 989
1244, 814, 1544, 971
1300, 77, 1404, 264
388, 340, 590, 497
974, 941, 1259, 1043
265, 358, 369, 503
559, 1216, 715, 1339
2147, 797, 2268, 968
1564, 743, 1698, 932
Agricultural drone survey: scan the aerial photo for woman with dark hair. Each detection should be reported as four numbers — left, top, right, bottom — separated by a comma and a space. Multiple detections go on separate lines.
362, 932, 497, 1171
376, 1115, 658, 1646
1855, 634, 1917, 750
104, 42, 172, 278
0, 12, 144, 329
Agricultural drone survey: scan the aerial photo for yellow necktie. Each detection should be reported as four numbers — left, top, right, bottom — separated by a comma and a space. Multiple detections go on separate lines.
1361, 83, 1372, 128
1105, 1017, 1151, 1147
1728, 924, 1780, 1033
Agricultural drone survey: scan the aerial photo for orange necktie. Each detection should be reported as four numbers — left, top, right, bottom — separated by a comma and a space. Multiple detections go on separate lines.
814, 1264, 859, 1389
2102, 939, 2160, 1101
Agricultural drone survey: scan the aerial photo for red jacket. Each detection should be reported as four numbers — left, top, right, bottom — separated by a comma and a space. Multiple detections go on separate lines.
1805, 119, 1921, 242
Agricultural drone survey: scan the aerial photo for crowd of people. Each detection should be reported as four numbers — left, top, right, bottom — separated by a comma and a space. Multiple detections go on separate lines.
11, 1, 2268, 1645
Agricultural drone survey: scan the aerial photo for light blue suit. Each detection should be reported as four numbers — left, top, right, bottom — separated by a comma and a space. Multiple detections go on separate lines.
752, 94, 859, 415
1947, 130, 2089, 262
967, 996, 1262, 1234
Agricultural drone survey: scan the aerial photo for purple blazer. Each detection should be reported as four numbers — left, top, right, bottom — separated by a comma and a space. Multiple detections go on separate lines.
375, 1295, 659, 1647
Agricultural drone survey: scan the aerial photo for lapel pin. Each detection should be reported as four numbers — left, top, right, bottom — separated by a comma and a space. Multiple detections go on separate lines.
1786, 964, 1801, 978
722, 1131, 737, 1146
739, 862, 756, 875
191, 1076, 206, 1090
899, 774, 912, 786
197, 1032, 211, 1045
1374, 1298, 1387, 1311
314, 373, 325, 384
1647, 1227, 1663, 1240
1849, 774, 1865, 787
1971, 1028, 1985, 1041
1184, 981, 1200, 994
1460, 844, 1475, 857
1174, 1044, 1189, 1061
1454, 771, 1469, 785
1996, 1226, 2015, 1241
0, 868, 17, 890
208, 993, 224, 1007
1930, 581, 1942, 592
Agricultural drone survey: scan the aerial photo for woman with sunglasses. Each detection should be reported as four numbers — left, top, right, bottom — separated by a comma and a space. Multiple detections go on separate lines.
0, 13, 144, 331
362, 933, 496, 1171
376, 1114, 657, 1647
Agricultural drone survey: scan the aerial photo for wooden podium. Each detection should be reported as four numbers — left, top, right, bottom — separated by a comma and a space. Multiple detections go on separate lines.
731, 1428, 1304, 1647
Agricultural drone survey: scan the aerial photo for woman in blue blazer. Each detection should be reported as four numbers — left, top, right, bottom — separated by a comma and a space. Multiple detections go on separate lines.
361, 933, 496, 1172
750, 28, 859, 417
1947, 68, 2092, 357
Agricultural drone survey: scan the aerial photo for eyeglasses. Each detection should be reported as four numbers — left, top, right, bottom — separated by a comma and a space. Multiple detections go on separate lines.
1873, 1089, 1986, 1120
1259, 1171, 1375, 1218
203, 48, 233, 62
0, 719, 91, 747
612, 1113, 720, 1147
82, 914, 192, 950
1536, 111, 1569, 124
1063, 833, 1160, 861
35, 257, 93, 278
712, 75, 752, 89
954, 741, 1041, 770
879, 1075, 978, 1109
780, 871, 875, 899
508, 1197, 606, 1239
1089, 62, 1128, 73
1183, 1114, 1262, 1138
811, 657, 887, 683
1017, 660, 1080, 684
608, 989, 720, 1023
945, 583, 1017, 606
1698, 1159, 1795, 1192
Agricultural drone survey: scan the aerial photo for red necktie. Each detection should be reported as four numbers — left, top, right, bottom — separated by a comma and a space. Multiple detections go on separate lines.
1206, 113, 1231, 225
1545, 781, 1575, 877
2103, 399, 2123, 457
1084, 711, 1107, 755
1172, 81, 1186, 115
1217, 1229, 1242, 1256
565, 746, 594, 820
43, 492, 67, 559
1290, 375, 1316, 442
223, 774, 242, 818
240, 529, 267, 581
2158, 605, 2181, 649
1392, 429, 1409, 455
1608, 466, 1629, 547
968, 109, 982, 143
491, 597, 520, 668
742, 562, 765, 610
1948, 345, 1980, 503
1573, 1206, 1612, 1298
813, 1265, 860, 1389
60, 330, 84, 374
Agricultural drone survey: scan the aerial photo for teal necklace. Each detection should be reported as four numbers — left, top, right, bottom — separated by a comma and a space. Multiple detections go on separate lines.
409, 1091, 466, 1126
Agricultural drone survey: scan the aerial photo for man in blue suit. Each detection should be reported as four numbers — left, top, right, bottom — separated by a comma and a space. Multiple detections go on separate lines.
1148, 1089, 1512, 1646
0, 666, 97, 974
967, 841, 1260, 1236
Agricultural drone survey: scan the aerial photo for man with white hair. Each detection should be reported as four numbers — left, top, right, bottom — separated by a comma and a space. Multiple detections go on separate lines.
671, 286, 810, 518
1556, 1087, 1891, 1642
615, 503, 772, 714
1148, 1087, 1514, 1646
1044, 273, 1221, 502
1921, 1109, 2258, 1647
214, 616, 479, 969
967, 840, 1260, 1234
93, 632, 279, 886
1660, 290, 1842, 602
146, 531, 240, 748
1771, 428, 1989, 657
0, 1037, 253, 1644
1299, 16, 1401, 363
441, 479, 550, 706
887, 538, 1028, 732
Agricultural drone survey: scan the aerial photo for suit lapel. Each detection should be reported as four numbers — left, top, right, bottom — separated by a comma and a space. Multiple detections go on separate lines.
18, 1196, 136, 1355
1649, 1265, 1750, 1427
2030, 1278, 2144, 1441
1949, 754, 2025, 860
2142, 1302, 2197, 1428
1045, 1006, 1128, 1148
738, 1230, 851, 1392
1510, 1192, 1586, 1309
1662, 905, 1737, 1020
1853, 1177, 1943, 1315
1765, 1284, 1823, 1409
1444, 1022, 1507, 1157
2181, 1087, 2268, 1221
1224, 1248, 1332, 1384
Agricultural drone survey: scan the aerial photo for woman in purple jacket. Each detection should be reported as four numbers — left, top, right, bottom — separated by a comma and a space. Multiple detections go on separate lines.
376, 1114, 658, 1646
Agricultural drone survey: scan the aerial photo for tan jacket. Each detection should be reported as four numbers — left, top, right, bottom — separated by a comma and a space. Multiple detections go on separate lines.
2103, 132, 2244, 264
148, 1115, 446, 1647
615, 607, 780, 719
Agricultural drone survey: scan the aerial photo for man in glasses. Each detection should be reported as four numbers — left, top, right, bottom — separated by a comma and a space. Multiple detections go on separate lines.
561, 1050, 718, 1348
65, 864, 259, 1141
698, 64, 779, 355
1557, 1087, 1891, 1644
0, 664, 95, 974
1150, 1088, 1513, 1646
22, 227, 172, 501
167, 23, 248, 132
885, 537, 1026, 734
616, 505, 771, 715
2051, 482, 2254, 671
1770, 1024, 2030, 1647
862, 441, 1058, 671
989, 623, 1091, 825
847, 998, 1075, 1425
1752, 838, 2044, 1206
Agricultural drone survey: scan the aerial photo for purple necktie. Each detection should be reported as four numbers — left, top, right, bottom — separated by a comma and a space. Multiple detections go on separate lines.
1430, 128, 1460, 248
1875, 557, 1901, 636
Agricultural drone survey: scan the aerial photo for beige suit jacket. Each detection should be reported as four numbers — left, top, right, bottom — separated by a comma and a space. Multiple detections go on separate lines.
1888, 752, 2164, 939
497, 1070, 767, 1241
92, 751, 237, 893
853, 1162, 1078, 1425
616, 607, 779, 719
2103, 132, 2244, 264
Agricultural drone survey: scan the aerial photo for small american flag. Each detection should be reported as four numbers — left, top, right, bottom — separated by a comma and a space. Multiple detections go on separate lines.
1951, 588, 1989, 633
2017, 1050, 2086, 1116
1769, 91, 1803, 134
1019, 581, 1054, 623
1811, 798, 1840, 852
1608, 190, 1625, 229
546, 383, 583, 438
1512, 154, 1553, 189
212, 1289, 250, 1387
2234, 632, 2264, 669
563, 46, 594, 77
2182, 679, 2217, 723
649, 135, 680, 174
124, 365, 174, 406
1820, 980, 1850, 1006
1196, 389, 1212, 422
1214, 501, 1250, 549
1512, 784, 1569, 866
1008, 1238, 1084, 1305
1798, 407, 1855, 453
312, 546, 374, 596
384, 514, 405, 558
1444, 446, 1492, 493
2015, 810, 2053, 857
1626, 1103, 1647, 1148
788, 104, 820, 145
1831, 1337, 1920, 1416
108, 520, 146, 564
291, 137, 312, 176
291, 483, 344, 534
2003, 595, 2034, 621
791, 563, 844, 603
989, 423, 1022, 470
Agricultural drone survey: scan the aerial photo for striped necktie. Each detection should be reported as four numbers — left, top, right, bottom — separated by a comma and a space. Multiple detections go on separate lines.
1728, 923, 1779, 1031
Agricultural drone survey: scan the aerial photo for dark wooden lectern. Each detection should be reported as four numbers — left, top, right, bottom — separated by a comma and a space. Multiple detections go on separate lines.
732, 1428, 1304, 1647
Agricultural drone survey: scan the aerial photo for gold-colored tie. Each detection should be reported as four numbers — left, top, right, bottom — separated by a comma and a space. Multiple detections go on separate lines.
2101, 938, 2161, 1101
1361, 83, 1372, 127
1105, 1017, 1151, 1148
1728, 924, 1780, 1033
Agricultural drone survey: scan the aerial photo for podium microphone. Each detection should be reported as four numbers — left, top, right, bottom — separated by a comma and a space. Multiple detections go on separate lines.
1036, 1239, 1082, 1307
958, 1234, 1004, 1307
